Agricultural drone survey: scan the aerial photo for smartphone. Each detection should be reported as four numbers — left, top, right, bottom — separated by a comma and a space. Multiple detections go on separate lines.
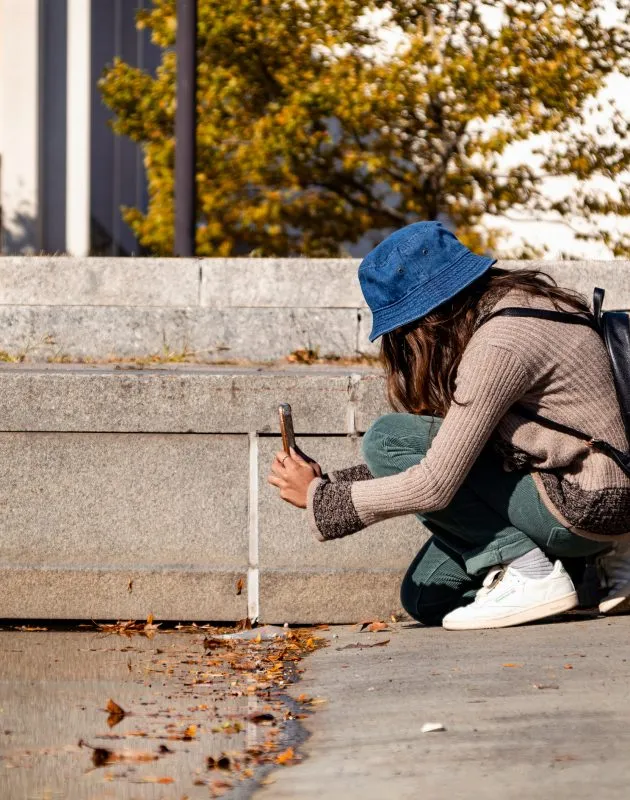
278, 403, 296, 455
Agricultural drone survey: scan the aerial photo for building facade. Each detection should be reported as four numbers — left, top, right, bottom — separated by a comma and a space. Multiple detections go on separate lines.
0, 0, 160, 256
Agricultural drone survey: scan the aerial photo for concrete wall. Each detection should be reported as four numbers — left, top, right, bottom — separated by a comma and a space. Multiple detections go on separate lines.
1, 257, 629, 622
1, 257, 629, 362
0, 363, 413, 623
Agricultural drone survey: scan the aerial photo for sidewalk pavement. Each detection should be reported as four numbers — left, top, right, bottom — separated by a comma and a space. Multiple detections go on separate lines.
256, 614, 630, 800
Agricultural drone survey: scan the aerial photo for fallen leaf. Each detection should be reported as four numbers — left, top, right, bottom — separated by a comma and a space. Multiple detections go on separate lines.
236, 617, 253, 631
564, 664, 573, 670
94, 619, 161, 639
248, 713, 275, 724
210, 778, 233, 796
208, 754, 232, 770
15, 625, 48, 632
92, 747, 112, 767
533, 683, 559, 690
127, 580, 133, 594
502, 663, 523, 668
137, 776, 174, 784
105, 699, 126, 728
337, 640, 390, 650
182, 724, 197, 740
80, 740, 158, 768
236, 577, 244, 596
358, 620, 389, 633
276, 746, 295, 765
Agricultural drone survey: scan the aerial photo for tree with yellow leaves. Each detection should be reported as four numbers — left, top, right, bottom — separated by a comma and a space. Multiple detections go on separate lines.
100, 0, 630, 257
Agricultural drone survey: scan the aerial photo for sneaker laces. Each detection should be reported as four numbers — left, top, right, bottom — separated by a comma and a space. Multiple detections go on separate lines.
475, 567, 505, 602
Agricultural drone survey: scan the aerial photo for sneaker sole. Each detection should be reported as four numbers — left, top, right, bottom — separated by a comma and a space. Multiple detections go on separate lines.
442, 592, 578, 631
599, 582, 630, 615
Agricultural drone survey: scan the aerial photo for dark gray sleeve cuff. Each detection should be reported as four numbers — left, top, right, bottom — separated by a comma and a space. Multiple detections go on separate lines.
328, 464, 374, 484
307, 477, 367, 542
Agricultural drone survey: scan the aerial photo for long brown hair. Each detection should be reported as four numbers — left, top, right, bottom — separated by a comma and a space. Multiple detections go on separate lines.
381, 268, 589, 417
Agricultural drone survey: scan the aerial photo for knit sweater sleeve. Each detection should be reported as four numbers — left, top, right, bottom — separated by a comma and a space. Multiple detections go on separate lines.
350, 343, 532, 526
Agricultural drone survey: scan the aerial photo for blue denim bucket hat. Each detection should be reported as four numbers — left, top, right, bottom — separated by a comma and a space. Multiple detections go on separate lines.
359, 221, 496, 341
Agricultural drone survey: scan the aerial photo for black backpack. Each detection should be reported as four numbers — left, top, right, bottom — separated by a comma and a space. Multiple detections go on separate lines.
478, 287, 630, 478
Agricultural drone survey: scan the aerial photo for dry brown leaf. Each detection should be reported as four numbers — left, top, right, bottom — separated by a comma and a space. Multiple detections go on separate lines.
502, 663, 523, 668
337, 639, 390, 650
367, 621, 389, 633
276, 746, 295, 765
105, 699, 126, 728
207, 754, 232, 770
182, 724, 197, 740
95, 619, 161, 639
248, 712, 275, 724
15, 625, 48, 631
203, 637, 224, 650
236, 577, 244, 595
137, 776, 174, 784
127, 580, 133, 594
80, 740, 158, 768
210, 778, 233, 797
358, 619, 389, 632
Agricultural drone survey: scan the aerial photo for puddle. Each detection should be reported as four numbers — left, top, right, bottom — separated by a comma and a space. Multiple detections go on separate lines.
0, 625, 325, 798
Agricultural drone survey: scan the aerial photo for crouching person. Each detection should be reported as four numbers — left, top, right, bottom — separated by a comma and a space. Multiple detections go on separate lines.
268, 222, 630, 630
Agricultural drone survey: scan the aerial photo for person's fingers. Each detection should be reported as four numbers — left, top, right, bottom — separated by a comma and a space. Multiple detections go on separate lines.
267, 473, 285, 488
274, 451, 290, 467
270, 460, 289, 478
290, 446, 308, 464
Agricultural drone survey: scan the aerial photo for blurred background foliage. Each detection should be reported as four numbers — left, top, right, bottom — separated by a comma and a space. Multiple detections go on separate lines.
99, 0, 630, 257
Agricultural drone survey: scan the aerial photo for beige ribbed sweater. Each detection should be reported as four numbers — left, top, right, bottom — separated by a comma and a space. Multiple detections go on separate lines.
323, 287, 630, 541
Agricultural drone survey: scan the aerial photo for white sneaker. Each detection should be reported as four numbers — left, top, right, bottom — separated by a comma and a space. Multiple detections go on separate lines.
442, 561, 578, 631
598, 541, 630, 615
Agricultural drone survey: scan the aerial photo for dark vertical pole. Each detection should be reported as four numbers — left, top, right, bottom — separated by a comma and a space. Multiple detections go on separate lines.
174, 0, 197, 256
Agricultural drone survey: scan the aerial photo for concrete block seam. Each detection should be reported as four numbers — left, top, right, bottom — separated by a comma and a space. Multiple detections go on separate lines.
346, 373, 365, 435
248, 431, 260, 622
0, 563, 247, 574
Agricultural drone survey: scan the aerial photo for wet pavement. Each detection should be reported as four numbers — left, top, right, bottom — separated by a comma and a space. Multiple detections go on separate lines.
0, 625, 318, 799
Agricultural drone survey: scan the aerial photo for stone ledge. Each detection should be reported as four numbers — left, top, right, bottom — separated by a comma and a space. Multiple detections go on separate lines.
0, 257, 200, 307
0, 364, 420, 623
1, 259, 628, 363
0, 566, 248, 620
259, 568, 407, 624
0, 364, 387, 434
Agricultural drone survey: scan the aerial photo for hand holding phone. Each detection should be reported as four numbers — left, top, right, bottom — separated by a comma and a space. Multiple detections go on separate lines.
269, 404, 323, 507
277, 404, 321, 472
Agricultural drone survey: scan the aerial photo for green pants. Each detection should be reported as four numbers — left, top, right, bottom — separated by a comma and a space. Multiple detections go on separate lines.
362, 413, 608, 625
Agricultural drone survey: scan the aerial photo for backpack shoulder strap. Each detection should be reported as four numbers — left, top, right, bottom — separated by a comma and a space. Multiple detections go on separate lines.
513, 403, 594, 443
514, 403, 630, 479
478, 307, 596, 329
